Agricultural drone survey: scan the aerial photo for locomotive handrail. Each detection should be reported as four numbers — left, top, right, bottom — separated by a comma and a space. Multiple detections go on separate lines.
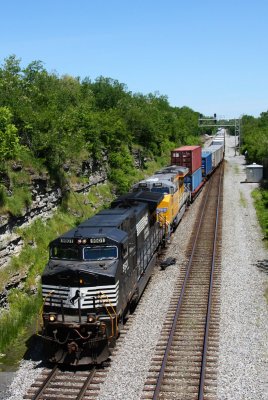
158, 213, 169, 240
97, 292, 118, 339
36, 290, 55, 334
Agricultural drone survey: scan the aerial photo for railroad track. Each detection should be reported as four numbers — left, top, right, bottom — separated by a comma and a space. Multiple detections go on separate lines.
23, 294, 149, 400
23, 365, 107, 400
142, 164, 223, 400
23, 311, 141, 400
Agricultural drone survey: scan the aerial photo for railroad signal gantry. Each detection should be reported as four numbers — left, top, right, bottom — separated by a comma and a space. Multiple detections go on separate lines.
198, 113, 241, 155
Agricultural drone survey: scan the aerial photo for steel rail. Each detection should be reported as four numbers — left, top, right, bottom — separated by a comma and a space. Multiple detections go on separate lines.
76, 367, 96, 400
31, 365, 97, 400
32, 364, 58, 400
198, 164, 223, 400
152, 175, 214, 400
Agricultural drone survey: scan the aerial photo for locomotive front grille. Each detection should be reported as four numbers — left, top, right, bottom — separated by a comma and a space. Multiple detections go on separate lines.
42, 281, 119, 309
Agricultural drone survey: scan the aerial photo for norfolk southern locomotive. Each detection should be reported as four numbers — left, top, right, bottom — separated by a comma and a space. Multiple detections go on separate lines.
40, 191, 166, 365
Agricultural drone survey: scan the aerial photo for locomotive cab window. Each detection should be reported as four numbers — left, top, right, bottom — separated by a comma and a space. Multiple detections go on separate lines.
83, 246, 118, 261
50, 245, 80, 260
151, 186, 170, 194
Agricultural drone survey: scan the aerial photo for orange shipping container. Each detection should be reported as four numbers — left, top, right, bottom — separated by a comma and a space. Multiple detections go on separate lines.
170, 145, 202, 174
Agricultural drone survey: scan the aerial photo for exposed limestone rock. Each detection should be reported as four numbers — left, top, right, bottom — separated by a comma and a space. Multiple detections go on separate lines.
0, 156, 108, 308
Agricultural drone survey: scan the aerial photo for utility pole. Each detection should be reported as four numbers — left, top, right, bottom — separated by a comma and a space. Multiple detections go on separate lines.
234, 119, 241, 156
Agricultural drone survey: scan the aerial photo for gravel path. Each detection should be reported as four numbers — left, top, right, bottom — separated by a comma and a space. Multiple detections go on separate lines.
217, 134, 268, 400
3, 133, 268, 400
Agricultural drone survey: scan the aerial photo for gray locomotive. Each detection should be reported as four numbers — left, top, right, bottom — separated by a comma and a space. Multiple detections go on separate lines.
40, 191, 165, 365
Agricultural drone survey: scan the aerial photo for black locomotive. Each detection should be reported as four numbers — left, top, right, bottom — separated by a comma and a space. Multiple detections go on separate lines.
40, 191, 166, 365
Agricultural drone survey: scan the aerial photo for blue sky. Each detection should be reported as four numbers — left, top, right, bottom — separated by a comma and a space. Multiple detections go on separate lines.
1, 0, 267, 118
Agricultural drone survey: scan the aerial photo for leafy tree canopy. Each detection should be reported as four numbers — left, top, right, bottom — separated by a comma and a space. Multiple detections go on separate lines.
0, 55, 205, 190
241, 113, 268, 163
0, 106, 21, 163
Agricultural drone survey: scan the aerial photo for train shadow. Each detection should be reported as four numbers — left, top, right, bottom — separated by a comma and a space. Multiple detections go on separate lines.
23, 334, 110, 371
23, 334, 48, 367
255, 259, 268, 274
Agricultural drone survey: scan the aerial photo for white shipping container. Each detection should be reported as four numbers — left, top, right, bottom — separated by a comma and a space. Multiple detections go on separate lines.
206, 145, 224, 167
212, 139, 224, 146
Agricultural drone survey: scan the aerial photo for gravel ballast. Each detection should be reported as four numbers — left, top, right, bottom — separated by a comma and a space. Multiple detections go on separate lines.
4, 133, 268, 400
217, 135, 268, 400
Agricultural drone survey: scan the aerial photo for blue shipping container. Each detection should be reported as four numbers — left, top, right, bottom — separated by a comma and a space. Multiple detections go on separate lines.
184, 167, 202, 191
202, 151, 213, 176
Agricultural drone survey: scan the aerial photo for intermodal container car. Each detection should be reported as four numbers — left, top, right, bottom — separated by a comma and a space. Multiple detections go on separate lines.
171, 145, 201, 174
212, 138, 224, 146
201, 151, 213, 176
206, 145, 224, 168
184, 167, 202, 192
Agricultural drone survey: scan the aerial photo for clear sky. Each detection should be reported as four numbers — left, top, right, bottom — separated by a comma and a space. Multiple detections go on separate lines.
1, 0, 267, 118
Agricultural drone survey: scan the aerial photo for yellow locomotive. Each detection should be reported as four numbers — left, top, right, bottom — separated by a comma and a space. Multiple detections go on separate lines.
132, 166, 190, 236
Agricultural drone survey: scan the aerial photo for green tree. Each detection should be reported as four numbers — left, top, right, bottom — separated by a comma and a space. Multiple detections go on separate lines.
241, 113, 268, 163
0, 107, 21, 163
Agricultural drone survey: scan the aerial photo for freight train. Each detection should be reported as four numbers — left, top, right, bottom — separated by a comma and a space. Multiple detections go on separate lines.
39, 133, 225, 366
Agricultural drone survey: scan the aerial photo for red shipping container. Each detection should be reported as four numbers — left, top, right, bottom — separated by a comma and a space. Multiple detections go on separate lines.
170, 145, 202, 174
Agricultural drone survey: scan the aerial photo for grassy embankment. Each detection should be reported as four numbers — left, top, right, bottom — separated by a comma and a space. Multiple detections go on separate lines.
252, 187, 268, 303
252, 188, 268, 244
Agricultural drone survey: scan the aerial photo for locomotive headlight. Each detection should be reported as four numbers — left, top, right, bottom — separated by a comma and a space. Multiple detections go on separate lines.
87, 314, 96, 323
49, 314, 57, 322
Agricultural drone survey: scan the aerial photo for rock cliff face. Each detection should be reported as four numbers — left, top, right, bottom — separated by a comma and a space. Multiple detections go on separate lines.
0, 157, 108, 308
1, 153, 109, 262
0, 149, 145, 307
1, 173, 107, 268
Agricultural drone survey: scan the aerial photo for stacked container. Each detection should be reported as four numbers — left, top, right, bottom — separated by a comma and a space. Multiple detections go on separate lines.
212, 138, 224, 146
205, 144, 224, 168
201, 151, 213, 177
171, 145, 202, 192
171, 145, 201, 174
184, 168, 202, 191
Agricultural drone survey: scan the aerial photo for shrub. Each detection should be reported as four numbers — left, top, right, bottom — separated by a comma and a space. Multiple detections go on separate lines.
252, 188, 268, 243
0, 290, 42, 352
6, 186, 32, 216
0, 184, 6, 207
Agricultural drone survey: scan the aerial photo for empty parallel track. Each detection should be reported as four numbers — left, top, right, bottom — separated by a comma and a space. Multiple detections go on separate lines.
142, 164, 224, 400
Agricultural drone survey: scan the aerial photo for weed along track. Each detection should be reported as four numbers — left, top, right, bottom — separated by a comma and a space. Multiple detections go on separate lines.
142, 165, 223, 400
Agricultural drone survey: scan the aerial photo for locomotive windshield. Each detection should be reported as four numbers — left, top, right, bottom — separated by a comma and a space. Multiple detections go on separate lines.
151, 186, 170, 194
83, 246, 118, 261
50, 244, 80, 260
